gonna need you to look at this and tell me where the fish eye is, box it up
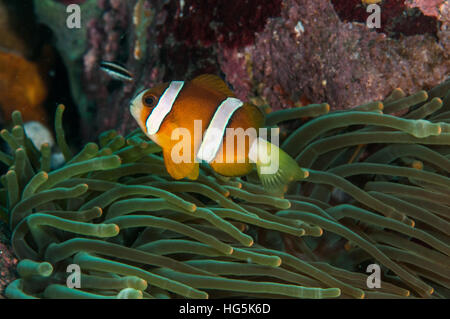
[143,94,158,108]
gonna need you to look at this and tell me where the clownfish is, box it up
[129,74,307,192]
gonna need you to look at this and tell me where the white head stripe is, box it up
[146,81,184,135]
[197,97,243,163]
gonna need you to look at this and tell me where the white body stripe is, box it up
[197,97,243,163]
[146,81,184,135]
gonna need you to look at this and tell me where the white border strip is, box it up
[197,97,243,163]
[146,81,184,135]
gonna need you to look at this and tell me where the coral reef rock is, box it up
[35,0,449,139]
[221,0,449,110]
[1,80,450,299]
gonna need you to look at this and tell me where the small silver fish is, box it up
[100,61,134,82]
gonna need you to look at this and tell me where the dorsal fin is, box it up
[191,74,235,97]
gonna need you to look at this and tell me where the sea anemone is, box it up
[1,79,449,299]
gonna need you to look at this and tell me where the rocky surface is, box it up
[29,0,447,137]
[0,222,17,299]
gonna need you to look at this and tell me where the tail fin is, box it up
[249,138,309,194]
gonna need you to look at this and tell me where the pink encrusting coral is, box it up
[220,0,449,110]
[83,0,140,139]
[404,0,450,54]
[0,223,17,298]
[331,0,439,37]
[158,0,283,49]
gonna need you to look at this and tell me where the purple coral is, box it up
[83,0,138,139]
[331,0,439,37]
[220,0,449,110]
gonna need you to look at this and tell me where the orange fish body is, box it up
[130,74,304,192]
